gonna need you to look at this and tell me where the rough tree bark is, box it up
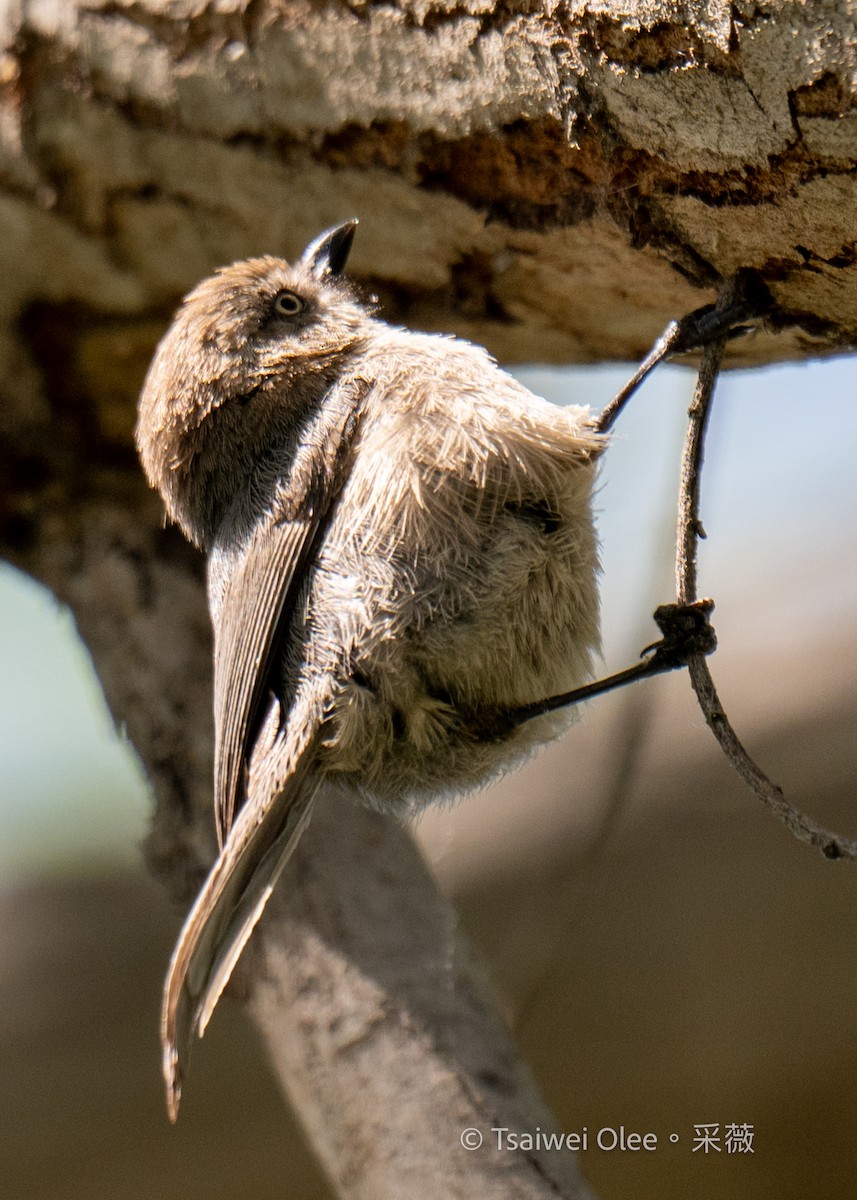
[1,2,854,1197]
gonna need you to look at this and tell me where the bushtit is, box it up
[137,220,603,1120]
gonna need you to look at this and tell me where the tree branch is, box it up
[247,791,595,1199]
[676,280,857,861]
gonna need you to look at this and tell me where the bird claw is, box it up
[642,599,717,669]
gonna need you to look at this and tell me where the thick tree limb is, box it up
[0,0,855,392]
[249,792,595,1199]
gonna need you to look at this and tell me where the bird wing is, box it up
[213,376,368,845]
[162,376,369,1121]
[162,703,320,1122]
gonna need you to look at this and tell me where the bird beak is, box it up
[302,220,359,279]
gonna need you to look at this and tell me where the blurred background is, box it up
[1,355,855,1199]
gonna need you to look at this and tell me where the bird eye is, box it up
[272,290,306,317]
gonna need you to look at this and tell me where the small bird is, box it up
[137,220,604,1119]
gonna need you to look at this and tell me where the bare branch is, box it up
[246,790,596,1200]
[676,280,857,861]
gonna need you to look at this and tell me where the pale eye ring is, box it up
[272,289,306,317]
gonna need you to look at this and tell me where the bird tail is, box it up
[161,720,320,1122]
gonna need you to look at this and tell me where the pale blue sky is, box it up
[1,355,854,882]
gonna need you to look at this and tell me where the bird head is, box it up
[137,220,369,546]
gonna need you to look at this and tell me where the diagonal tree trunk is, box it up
[1,2,854,1196]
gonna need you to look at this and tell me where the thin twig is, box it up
[676,279,857,861]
